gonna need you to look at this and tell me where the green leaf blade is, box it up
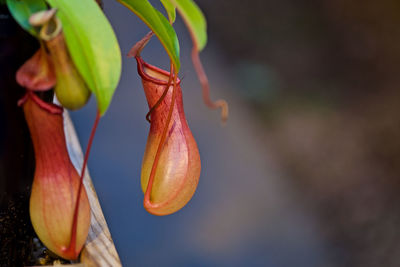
[117,0,180,71]
[170,0,207,51]
[46,0,122,115]
[6,0,47,36]
[160,0,176,23]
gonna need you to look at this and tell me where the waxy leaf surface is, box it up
[166,0,207,51]
[47,0,121,115]
[160,0,176,23]
[117,0,180,71]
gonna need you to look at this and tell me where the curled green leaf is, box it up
[168,0,207,51]
[117,0,180,71]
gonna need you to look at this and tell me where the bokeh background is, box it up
[70,0,400,266]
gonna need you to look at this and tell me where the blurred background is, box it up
[70,0,400,266]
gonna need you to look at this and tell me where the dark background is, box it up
[69,0,400,266]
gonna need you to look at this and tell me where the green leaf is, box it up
[6,0,47,36]
[169,0,207,51]
[116,0,180,71]
[46,0,121,116]
[160,0,176,23]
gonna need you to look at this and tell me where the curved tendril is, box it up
[146,63,174,123]
[66,109,101,257]
[144,69,178,209]
[191,47,229,123]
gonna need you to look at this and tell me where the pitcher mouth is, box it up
[135,56,181,86]
[18,91,63,115]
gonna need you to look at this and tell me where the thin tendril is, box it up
[66,109,101,257]
[146,63,174,123]
[191,47,229,123]
[144,69,178,209]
